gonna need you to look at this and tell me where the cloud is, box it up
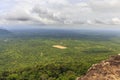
[87,0,120,25]
[0,0,93,25]
[94,19,106,24]
[0,0,120,25]
[89,0,120,12]
[111,18,120,24]
[32,6,66,24]
[94,18,120,25]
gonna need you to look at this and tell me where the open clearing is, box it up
[52,45,67,49]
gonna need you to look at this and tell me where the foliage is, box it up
[0,37,119,80]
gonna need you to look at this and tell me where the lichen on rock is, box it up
[78,54,120,80]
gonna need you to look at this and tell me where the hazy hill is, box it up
[12,29,118,40]
[0,29,11,34]
[0,29,12,37]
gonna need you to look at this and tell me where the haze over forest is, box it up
[0,0,120,80]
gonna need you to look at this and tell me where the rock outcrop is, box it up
[78,54,120,80]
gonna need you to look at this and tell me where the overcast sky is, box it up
[0,0,120,26]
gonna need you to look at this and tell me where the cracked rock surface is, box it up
[78,55,120,80]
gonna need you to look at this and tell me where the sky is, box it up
[0,0,120,27]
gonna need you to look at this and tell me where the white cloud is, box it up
[0,0,93,25]
[111,18,120,24]
[0,0,120,25]
[87,0,120,25]
[89,0,120,12]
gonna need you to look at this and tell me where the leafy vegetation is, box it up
[0,29,119,80]
[0,37,119,80]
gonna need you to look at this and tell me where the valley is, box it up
[0,29,119,80]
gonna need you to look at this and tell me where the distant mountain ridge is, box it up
[0,29,11,34]
[0,29,12,37]
[12,29,117,40]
